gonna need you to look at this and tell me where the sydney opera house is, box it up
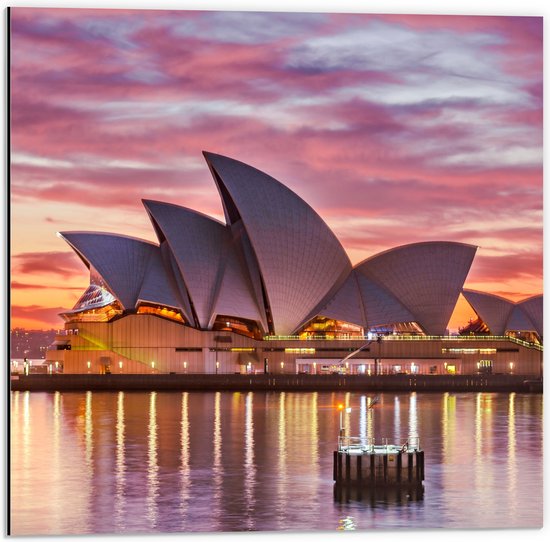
[46,152,543,376]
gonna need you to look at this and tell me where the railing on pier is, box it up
[263,334,542,351]
[337,435,421,454]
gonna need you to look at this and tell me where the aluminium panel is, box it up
[204,152,352,335]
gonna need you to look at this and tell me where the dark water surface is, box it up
[10,390,543,535]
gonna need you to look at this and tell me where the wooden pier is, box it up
[333,436,424,488]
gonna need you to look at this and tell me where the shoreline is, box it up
[9,373,543,393]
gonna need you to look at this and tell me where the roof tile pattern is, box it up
[462,289,515,335]
[59,153,540,340]
[357,242,477,335]
[137,245,184,312]
[318,271,366,328]
[204,152,352,335]
[210,235,266,327]
[506,305,535,332]
[518,295,543,337]
[143,200,228,328]
[355,272,416,328]
[59,232,156,310]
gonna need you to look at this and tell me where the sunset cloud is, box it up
[9,8,542,329]
[13,251,84,278]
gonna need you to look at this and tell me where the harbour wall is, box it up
[10,373,543,393]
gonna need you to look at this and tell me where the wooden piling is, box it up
[333,447,424,488]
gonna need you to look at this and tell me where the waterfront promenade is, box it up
[10,373,543,393]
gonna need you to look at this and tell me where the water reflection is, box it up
[393,396,401,443]
[146,391,159,528]
[10,391,543,535]
[114,391,126,530]
[179,392,190,529]
[337,515,356,530]
[507,393,517,523]
[310,392,320,479]
[21,392,31,492]
[51,392,62,531]
[243,392,256,530]
[84,391,93,472]
[212,391,223,530]
[359,395,367,442]
[474,393,483,499]
[366,395,374,440]
[408,392,417,444]
[334,484,425,505]
[276,391,287,528]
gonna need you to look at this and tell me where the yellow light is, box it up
[119,361,123,369]
[87,361,91,369]
[338,403,344,410]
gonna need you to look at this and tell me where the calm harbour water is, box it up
[10,390,543,535]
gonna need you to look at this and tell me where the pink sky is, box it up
[9,8,543,330]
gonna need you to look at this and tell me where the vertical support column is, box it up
[397,452,402,484]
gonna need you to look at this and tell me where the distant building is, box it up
[11,328,57,360]
[46,153,543,376]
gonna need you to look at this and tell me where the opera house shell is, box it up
[46,152,543,376]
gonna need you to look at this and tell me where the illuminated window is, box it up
[136,303,184,323]
[442,348,496,354]
[284,348,316,354]
[478,359,493,374]
[369,322,424,336]
[212,315,262,339]
[298,316,363,339]
[62,301,123,323]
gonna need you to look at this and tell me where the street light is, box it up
[337,404,352,437]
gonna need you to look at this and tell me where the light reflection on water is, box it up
[114,391,125,530]
[10,390,543,535]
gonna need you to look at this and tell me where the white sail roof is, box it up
[356,272,416,329]
[357,242,477,335]
[137,245,185,313]
[59,232,156,310]
[518,295,543,337]
[204,151,351,335]
[506,305,535,333]
[143,200,229,329]
[316,271,367,328]
[462,289,514,335]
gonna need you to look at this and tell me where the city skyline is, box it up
[10,8,542,330]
